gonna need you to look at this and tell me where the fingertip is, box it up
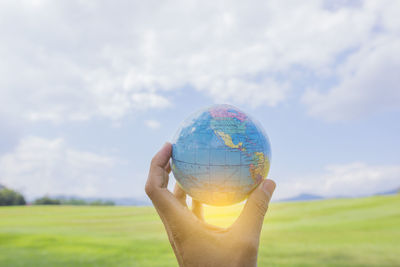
[262,179,276,196]
[268,178,276,187]
[164,141,172,148]
[151,142,172,168]
[162,142,172,155]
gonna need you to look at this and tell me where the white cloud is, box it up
[202,78,290,107]
[0,0,399,122]
[145,119,161,129]
[302,36,400,121]
[0,136,117,199]
[132,93,171,110]
[276,162,400,199]
[302,1,400,121]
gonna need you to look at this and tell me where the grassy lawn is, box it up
[0,195,399,266]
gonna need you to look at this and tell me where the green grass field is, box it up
[0,195,399,266]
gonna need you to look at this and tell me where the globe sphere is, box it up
[171,104,271,206]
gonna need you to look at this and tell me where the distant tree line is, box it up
[33,196,115,206]
[0,186,26,206]
[0,184,114,206]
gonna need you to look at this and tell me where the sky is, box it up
[0,0,399,202]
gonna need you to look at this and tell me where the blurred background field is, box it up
[1,195,399,267]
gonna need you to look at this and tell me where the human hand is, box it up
[145,142,276,267]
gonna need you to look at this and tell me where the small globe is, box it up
[171,104,271,206]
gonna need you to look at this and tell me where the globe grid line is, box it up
[172,159,262,167]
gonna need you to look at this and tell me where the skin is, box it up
[145,142,276,267]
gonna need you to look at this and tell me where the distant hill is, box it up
[376,188,399,196]
[280,193,325,202]
[279,187,399,202]
[0,184,5,190]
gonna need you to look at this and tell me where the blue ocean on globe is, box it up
[171,104,271,206]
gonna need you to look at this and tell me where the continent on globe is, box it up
[215,131,244,150]
[171,104,271,206]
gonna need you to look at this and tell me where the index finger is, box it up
[145,143,172,193]
[145,143,193,230]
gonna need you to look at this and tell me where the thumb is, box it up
[233,179,276,236]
